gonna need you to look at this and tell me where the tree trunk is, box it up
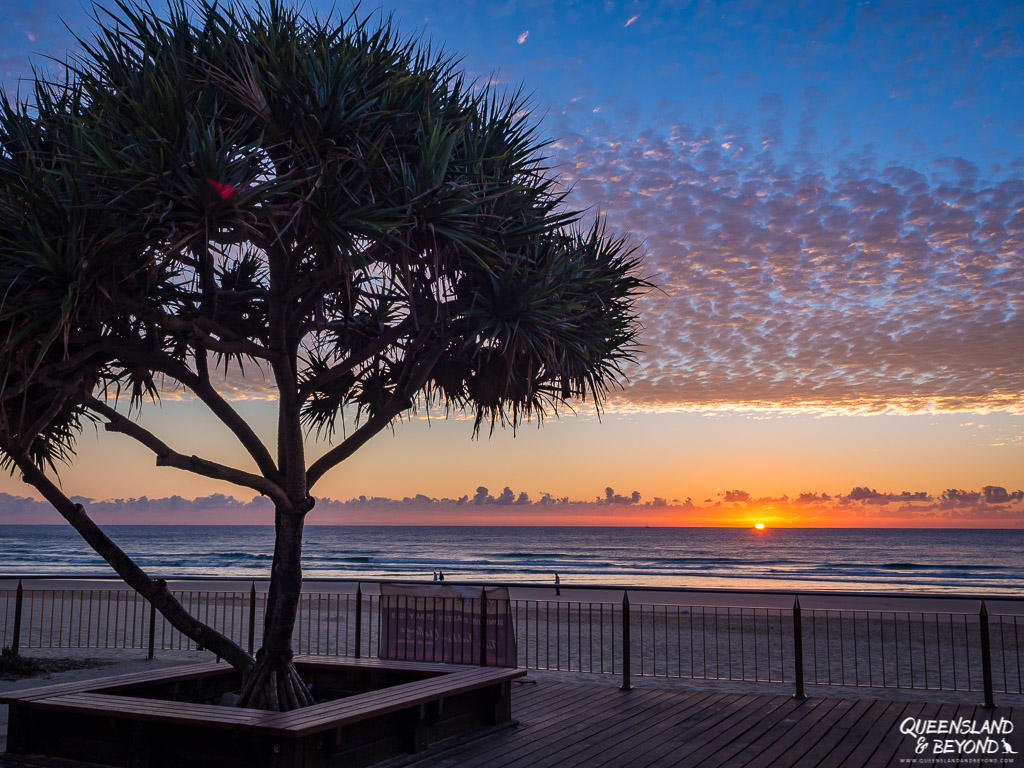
[238,507,314,710]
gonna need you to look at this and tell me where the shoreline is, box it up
[4,575,1024,601]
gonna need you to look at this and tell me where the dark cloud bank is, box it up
[1,484,1021,525]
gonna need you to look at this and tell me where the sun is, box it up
[754,523,766,530]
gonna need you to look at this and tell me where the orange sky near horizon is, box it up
[1,399,1021,528]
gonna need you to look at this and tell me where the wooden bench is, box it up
[0,661,227,704]
[259,665,523,736]
[26,691,273,728]
[3,657,525,768]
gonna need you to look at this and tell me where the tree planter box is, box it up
[1,657,524,767]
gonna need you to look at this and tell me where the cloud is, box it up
[4,483,1021,527]
[722,490,751,502]
[841,488,931,506]
[625,15,639,28]
[550,110,1024,415]
[517,30,529,45]
[794,492,831,505]
[0,492,273,525]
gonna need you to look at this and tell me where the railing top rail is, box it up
[1,573,1021,604]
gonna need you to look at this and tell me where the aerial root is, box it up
[238,653,314,711]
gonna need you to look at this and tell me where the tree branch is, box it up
[83,395,292,510]
[132,306,272,360]
[298,317,416,400]
[111,344,281,482]
[0,431,253,673]
[307,340,447,489]
[218,288,270,302]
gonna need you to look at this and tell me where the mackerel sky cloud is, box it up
[552,115,1024,413]
[512,0,1024,416]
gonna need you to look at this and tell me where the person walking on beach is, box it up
[432,571,438,582]
[555,573,561,595]
[438,570,445,582]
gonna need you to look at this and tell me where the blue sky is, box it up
[1,0,1022,524]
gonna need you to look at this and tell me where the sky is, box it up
[1,0,1022,527]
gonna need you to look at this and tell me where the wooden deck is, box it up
[408,681,1024,768]
[2,679,1021,767]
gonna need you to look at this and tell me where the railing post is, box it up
[620,591,632,691]
[11,579,24,655]
[147,600,156,660]
[354,584,363,658]
[247,582,257,655]
[792,595,806,699]
[979,600,995,708]
[480,587,488,667]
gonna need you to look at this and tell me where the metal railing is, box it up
[2,576,1021,705]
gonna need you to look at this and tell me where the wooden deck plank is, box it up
[424,685,632,768]
[523,690,738,768]
[581,690,737,768]
[504,677,602,713]
[860,699,929,768]
[399,682,1024,768]
[482,688,700,768]
[561,692,729,768]
[259,668,524,735]
[835,699,915,768]
[513,690,708,768]
[294,655,503,677]
[907,701,969,768]
[951,704,983,768]
[788,697,879,768]
[629,693,775,768]
[460,688,684,768]
[761,698,864,768]
[29,692,272,728]
[787,697,888,768]
[640,694,796,768]
[503,690,690,768]
[630,696,782,765]
[0,662,227,703]
[405,684,634,768]
[516,680,625,720]
[947,702,1018,768]
[711,696,850,768]
[510,682,625,725]
[585,692,729,768]
[817,699,905,767]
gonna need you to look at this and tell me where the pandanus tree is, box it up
[0,0,646,710]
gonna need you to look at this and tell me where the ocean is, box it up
[0,525,1021,595]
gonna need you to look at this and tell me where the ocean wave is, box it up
[880,562,1002,571]
[651,557,798,567]
[494,552,571,559]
